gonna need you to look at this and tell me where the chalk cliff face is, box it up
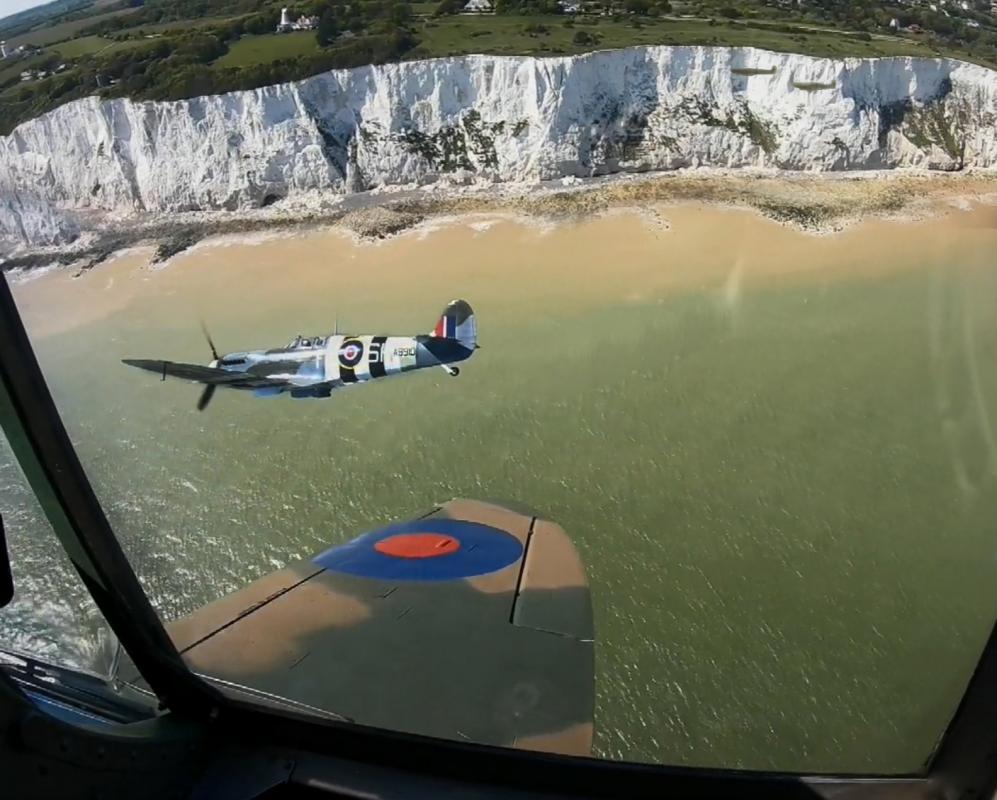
[2,45,996,248]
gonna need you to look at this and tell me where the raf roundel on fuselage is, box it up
[122,299,479,410]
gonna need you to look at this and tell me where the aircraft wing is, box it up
[121,359,289,390]
[122,500,595,755]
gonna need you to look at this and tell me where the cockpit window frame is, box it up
[1,271,996,799]
[0,274,221,719]
[286,336,327,350]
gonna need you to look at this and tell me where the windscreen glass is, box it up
[0,428,117,678]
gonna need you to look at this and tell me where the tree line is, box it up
[0,18,417,134]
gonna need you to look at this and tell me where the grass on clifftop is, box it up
[212,15,946,69]
[48,35,152,59]
[208,15,953,77]
[408,15,941,61]
[215,31,322,68]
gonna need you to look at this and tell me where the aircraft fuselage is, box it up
[213,334,473,398]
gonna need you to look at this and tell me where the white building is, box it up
[276,8,320,32]
[462,0,493,12]
[889,16,899,28]
[558,0,581,11]
[0,41,6,59]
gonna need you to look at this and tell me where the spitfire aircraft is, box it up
[123,299,478,410]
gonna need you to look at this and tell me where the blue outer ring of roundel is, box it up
[338,339,364,368]
[312,518,524,581]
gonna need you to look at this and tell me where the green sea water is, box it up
[3,208,997,773]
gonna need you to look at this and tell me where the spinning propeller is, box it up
[197,321,220,411]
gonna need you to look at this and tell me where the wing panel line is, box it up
[507,516,537,625]
[177,566,325,654]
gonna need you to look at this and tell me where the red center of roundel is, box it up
[374,533,461,559]
[343,345,359,359]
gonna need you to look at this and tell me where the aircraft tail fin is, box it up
[431,299,477,350]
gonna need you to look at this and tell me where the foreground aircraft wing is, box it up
[121,359,289,390]
[121,500,595,755]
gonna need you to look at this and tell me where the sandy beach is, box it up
[5,169,997,275]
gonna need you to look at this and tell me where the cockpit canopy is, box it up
[286,335,329,350]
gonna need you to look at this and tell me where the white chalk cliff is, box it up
[2,45,996,248]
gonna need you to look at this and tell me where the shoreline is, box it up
[3,168,997,275]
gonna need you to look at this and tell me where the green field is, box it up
[215,31,321,68]
[47,34,130,59]
[5,7,139,48]
[410,14,941,61]
[116,14,250,36]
